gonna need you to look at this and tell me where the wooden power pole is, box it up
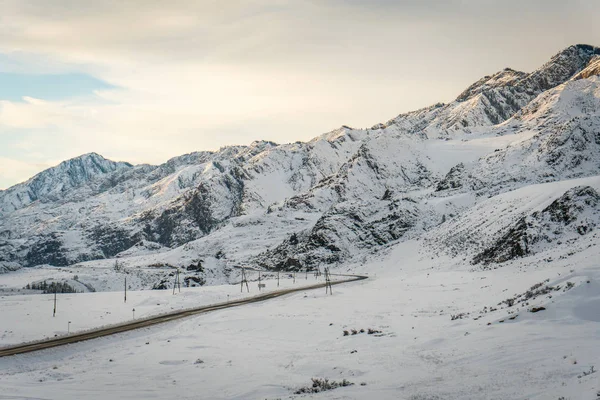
[124,276,127,303]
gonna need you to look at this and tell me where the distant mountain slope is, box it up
[435,75,600,196]
[0,153,132,215]
[381,44,600,136]
[2,44,600,290]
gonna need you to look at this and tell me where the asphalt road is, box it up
[0,273,367,358]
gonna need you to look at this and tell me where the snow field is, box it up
[1,236,599,399]
[0,273,331,346]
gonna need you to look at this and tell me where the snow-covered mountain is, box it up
[0,152,133,215]
[2,44,600,290]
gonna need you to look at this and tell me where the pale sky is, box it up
[1,0,599,189]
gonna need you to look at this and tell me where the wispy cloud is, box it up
[0,72,115,101]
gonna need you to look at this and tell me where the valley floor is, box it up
[1,239,599,399]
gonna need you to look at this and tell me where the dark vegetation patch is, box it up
[294,378,354,394]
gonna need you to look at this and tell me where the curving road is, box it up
[0,273,367,358]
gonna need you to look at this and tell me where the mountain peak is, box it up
[569,43,600,53]
[527,44,600,89]
[0,152,133,215]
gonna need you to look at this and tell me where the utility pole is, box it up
[240,267,249,293]
[172,269,181,295]
[293,271,296,284]
[305,268,308,280]
[53,288,57,317]
[124,276,127,303]
[277,270,280,287]
[324,267,333,295]
[258,271,262,291]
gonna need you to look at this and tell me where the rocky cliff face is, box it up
[2,44,600,288]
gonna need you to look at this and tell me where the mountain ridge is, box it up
[2,44,600,288]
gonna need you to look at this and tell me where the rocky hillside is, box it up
[1,44,600,288]
[473,185,600,265]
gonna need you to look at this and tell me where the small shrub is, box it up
[580,365,596,377]
[294,378,354,394]
[451,313,468,320]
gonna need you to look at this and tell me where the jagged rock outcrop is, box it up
[473,186,600,265]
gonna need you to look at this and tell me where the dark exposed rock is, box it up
[25,234,70,267]
[473,186,600,265]
[89,225,143,259]
[186,260,204,272]
[436,163,465,191]
[183,276,206,287]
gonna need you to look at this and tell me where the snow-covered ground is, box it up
[1,233,599,399]
[0,273,328,346]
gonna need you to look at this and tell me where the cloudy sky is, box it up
[0,0,599,189]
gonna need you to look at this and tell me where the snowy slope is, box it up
[2,225,600,399]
